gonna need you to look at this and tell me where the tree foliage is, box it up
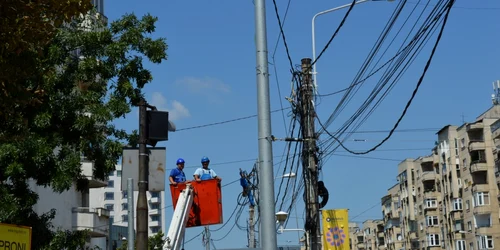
[0,6,168,249]
[0,0,94,118]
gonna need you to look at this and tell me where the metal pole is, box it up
[128,178,135,250]
[137,99,149,250]
[300,58,321,250]
[254,0,277,249]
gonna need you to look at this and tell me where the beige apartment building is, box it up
[381,184,403,250]
[378,104,500,250]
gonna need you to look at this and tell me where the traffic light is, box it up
[146,110,169,146]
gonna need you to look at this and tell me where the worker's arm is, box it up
[193,175,201,182]
[169,176,176,185]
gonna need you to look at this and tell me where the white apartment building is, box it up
[89,164,167,236]
[30,160,110,249]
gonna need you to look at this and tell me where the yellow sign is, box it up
[322,209,349,250]
[0,223,32,250]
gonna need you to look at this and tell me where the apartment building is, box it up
[89,164,167,236]
[382,184,403,250]
[396,159,419,249]
[377,103,500,250]
[30,159,110,249]
[350,223,366,250]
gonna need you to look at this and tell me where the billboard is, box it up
[322,209,349,250]
[0,223,32,250]
[121,147,166,191]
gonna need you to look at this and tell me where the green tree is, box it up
[0,0,94,119]
[0,8,167,250]
[42,230,101,250]
[117,231,166,250]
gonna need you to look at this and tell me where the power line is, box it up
[317,0,454,156]
[175,107,291,131]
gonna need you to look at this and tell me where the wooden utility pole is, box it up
[299,58,321,250]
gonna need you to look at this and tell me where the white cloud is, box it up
[176,76,231,94]
[150,92,190,121]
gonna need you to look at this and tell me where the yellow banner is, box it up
[0,223,32,250]
[322,209,349,250]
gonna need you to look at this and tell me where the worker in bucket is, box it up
[169,158,188,185]
[193,156,222,182]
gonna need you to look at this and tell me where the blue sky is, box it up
[105,0,500,248]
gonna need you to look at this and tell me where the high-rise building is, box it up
[89,164,167,236]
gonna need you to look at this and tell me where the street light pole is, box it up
[311,0,392,88]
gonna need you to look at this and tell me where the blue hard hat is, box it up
[176,158,185,164]
[201,156,210,163]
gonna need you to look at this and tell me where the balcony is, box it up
[378,231,385,237]
[149,197,160,204]
[72,207,110,237]
[421,172,437,182]
[492,119,500,139]
[473,206,492,215]
[467,122,484,131]
[149,208,160,215]
[150,220,160,227]
[81,162,107,188]
[476,227,492,235]
[472,184,490,193]
[469,141,486,151]
[423,191,438,199]
[470,162,488,173]
[357,243,365,249]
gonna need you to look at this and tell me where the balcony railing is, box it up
[72,207,110,237]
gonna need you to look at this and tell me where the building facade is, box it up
[375,104,500,250]
[89,164,167,236]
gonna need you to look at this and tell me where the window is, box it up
[454,138,459,156]
[105,192,114,200]
[122,203,128,210]
[426,216,439,226]
[428,234,440,247]
[466,200,470,210]
[453,198,463,210]
[151,227,160,233]
[474,192,490,206]
[470,242,474,250]
[104,204,114,211]
[110,216,114,224]
[122,215,128,222]
[151,203,160,209]
[109,171,114,176]
[468,221,472,231]
[151,192,160,198]
[151,215,160,222]
[461,138,465,150]
[107,180,114,188]
[456,240,466,250]
[478,235,494,249]
[122,191,128,199]
[425,199,437,208]
[117,170,122,177]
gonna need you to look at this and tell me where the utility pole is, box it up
[300,58,321,250]
[254,0,277,250]
[248,206,256,248]
[137,99,149,250]
[204,226,211,250]
[127,178,135,250]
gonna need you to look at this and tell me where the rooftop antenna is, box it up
[492,80,500,105]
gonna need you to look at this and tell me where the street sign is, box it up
[0,223,32,250]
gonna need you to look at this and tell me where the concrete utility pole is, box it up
[137,99,149,250]
[204,226,211,250]
[300,58,321,250]
[248,206,256,248]
[127,178,135,250]
[254,0,278,249]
